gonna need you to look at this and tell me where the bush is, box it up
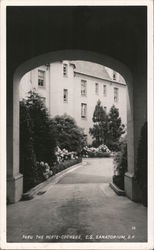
[20,91,57,192]
[97,152,111,157]
[20,101,37,192]
[82,144,111,158]
[89,151,110,158]
[52,157,82,175]
[107,141,121,152]
[51,114,87,154]
[55,146,78,163]
[135,122,147,206]
[33,161,53,185]
[26,91,57,166]
[112,141,127,190]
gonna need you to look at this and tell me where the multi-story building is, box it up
[20,61,127,143]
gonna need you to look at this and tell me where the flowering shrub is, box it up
[82,144,111,158]
[23,147,81,192]
[52,157,82,174]
[55,146,78,163]
[97,144,111,153]
[33,161,53,184]
[51,146,81,174]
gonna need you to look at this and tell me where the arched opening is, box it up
[8,49,135,203]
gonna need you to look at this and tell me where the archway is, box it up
[8,49,135,203]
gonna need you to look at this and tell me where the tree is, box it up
[20,91,58,191]
[51,114,86,153]
[89,100,108,146]
[20,100,36,192]
[25,91,57,165]
[89,102,125,149]
[107,105,125,146]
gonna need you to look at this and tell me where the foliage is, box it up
[82,144,111,158]
[112,140,128,190]
[55,146,78,163]
[135,122,147,206]
[89,101,125,150]
[52,158,82,175]
[25,91,57,165]
[89,100,108,146]
[20,92,87,192]
[108,105,125,144]
[20,91,57,191]
[51,114,87,153]
[20,100,36,192]
[33,161,53,185]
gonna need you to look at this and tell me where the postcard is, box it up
[0,0,153,249]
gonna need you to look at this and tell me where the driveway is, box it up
[7,158,147,242]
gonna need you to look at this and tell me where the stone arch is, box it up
[8,49,134,203]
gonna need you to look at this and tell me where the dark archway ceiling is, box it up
[7,6,147,75]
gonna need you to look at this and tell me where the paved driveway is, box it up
[7,158,147,243]
[58,158,113,184]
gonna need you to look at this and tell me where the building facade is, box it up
[20,60,127,144]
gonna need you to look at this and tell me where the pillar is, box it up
[125,70,147,201]
[7,73,23,203]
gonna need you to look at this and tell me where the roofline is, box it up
[74,70,126,86]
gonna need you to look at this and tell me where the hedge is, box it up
[52,157,82,175]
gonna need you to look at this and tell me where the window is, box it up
[113,71,116,80]
[38,70,45,87]
[81,103,87,118]
[81,80,87,96]
[95,83,99,95]
[114,87,119,102]
[103,85,107,96]
[63,89,68,102]
[63,63,68,77]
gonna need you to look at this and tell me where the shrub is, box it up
[107,141,121,152]
[82,144,111,158]
[20,91,57,191]
[112,141,127,190]
[20,101,37,192]
[51,114,87,153]
[135,122,147,206]
[55,146,78,163]
[98,152,111,157]
[26,91,57,166]
[52,157,82,175]
[85,151,110,158]
[33,161,53,185]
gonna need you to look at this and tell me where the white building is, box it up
[20,61,127,143]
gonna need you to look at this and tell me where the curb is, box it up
[22,160,86,201]
[109,181,125,196]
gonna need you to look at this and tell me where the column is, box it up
[7,73,23,203]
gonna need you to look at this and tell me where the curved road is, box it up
[7,158,147,243]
